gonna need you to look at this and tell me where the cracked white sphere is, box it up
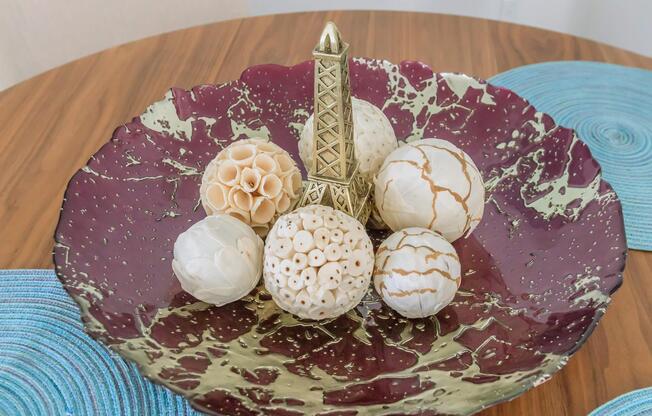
[263,205,374,320]
[172,215,264,306]
[374,138,485,242]
[299,97,397,180]
[374,228,461,318]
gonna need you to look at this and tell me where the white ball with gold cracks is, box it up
[374,227,461,318]
[374,138,485,242]
[263,205,374,320]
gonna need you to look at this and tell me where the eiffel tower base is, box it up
[298,167,372,225]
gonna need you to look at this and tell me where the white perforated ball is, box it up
[263,205,374,320]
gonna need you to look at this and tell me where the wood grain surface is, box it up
[0,10,650,415]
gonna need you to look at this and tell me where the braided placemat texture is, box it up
[490,61,652,251]
[589,387,652,416]
[0,270,199,415]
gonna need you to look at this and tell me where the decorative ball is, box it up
[200,138,303,237]
[299,97,397,180]
[263,205,374,320]
[374,138,485,242]
[172,215,264,306]
[374,227,461,319]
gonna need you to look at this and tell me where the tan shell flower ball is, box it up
[200,138,303,237]
[299,97,398,180]
[172,215,264,306]
[374,227,461,319]
[374,138,485,242]
[263,205,374,320]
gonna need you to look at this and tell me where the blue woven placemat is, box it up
[589,387,652,416]
[0,270,199,416]
[490,61,652,251]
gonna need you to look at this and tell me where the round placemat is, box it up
[0,270,198,416]
[589,387,652,416]
[490,61,652,251]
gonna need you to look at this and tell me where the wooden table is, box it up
[1,10,650,415]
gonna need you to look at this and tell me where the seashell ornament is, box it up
[263,205,374,320]
[374,138,485,242]
[299,97,397,180]
[200,138,303,237]
[172,215,264,306]
[374,227,461,319]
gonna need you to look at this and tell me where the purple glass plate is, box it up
[54,58,626,415]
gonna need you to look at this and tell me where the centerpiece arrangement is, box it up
[54,21,626,415]
[173,22,485,323]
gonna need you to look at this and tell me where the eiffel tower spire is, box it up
[298,22,372,224]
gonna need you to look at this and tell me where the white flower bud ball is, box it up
[374,228,461,318]
[264,205,374,320]
[299,97,397,180]
[172,215,263,305]
[374,138,485,242]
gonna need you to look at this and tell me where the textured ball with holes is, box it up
[263,204,375,320]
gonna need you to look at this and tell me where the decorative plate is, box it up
[54,58,626,415]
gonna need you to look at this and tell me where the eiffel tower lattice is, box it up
[298,21,372,224]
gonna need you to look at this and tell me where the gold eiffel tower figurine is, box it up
[298,22,373,224]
